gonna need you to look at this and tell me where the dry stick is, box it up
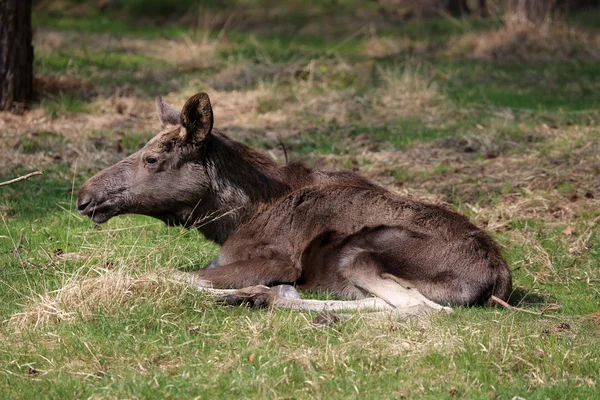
[276,134,289,165]
[490,295,563,320]
[0,171,44,187]
[11,232,23,259]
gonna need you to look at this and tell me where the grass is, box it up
[2,1,600,398]
[32,13,189,39]
[276,120,457,157]
[40,94,90,118]
[441,60,600,112]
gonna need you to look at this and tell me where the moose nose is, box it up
[77,193,92,214]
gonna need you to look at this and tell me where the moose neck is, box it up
[195,132,301,245]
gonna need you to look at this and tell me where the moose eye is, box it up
[145,157,158,165]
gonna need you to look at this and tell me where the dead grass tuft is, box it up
[371,64,444,122]
[286,62,446,133]
[125,34,221,70]
[202,60,446,138]
[34,74,95,97]
[451,12,600,62]
[0,94,160,171]
[362,35,430,58]
[10,269,186,330]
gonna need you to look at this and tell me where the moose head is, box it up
[77,93,216,226]
[77,92,295,244]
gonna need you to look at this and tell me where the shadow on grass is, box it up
[508,286,558,308]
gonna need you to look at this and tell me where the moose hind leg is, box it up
[341,251,453,314]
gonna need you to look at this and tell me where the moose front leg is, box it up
[172,271,302,302]
[183,258,302,289]
[173,272,447,321]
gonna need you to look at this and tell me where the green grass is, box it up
[279,120,457,156]
[441,60,600,112]
[33,13,188,39]
[40,94,89,118]
[3,2,600,398]
[39,49,162,72]
[34,45,179,98]
[15,131,66,153]
[570,8,600,29]
[222,30,364,64]
[379,15,503,45]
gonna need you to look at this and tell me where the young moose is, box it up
[78,92,512,317]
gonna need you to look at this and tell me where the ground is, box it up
[1,2,600,398]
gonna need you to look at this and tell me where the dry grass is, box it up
[370,64,444,122]
[125,34,220,70]
[362,35,431,58]
[9,268,186,330]
[451,10,600,62]
[35,74,95,98]
[0,92,164,171]
[287,62,445,127]
[175,60,446,139]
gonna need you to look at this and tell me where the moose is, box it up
[77,92,512,318]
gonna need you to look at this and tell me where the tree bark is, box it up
[447,0,471,17]
[479,0,489,17]
[0,0,33,112]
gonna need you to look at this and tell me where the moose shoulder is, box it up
[78,92,512,315]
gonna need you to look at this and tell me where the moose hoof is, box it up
[426,302,453,314]
[441,305,453,314]
[417,303,453,316]
[222,285,278,308]
[220,294,247,306]
[220,285,299,308]
[418,297,454,314]
[272,284,301,299]
[312,311,342,326]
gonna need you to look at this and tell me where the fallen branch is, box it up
[0,171,44,187]
[490,295,562,320]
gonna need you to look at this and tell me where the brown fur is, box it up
[78,92,512,307]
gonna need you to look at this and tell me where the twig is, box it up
[11,232,23,259]
[490,295,563,320]
[276,134,289,165]
[0,171,44,187]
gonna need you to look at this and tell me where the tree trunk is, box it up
[0,0,33,112]
[447,0,471,17]
[479,0,489,16]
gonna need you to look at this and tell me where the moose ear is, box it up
[155,96,181,127]
[180,92,214,141]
